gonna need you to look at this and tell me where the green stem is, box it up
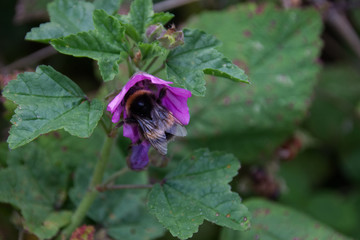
[144,56,159,72]
[99,117,110,135]
[151,63,165,75]
[102,167,129,186]
[60,136,114,238]
[127,57,135,76]
[127,56,140,76]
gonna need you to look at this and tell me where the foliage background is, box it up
[1,0,360,239]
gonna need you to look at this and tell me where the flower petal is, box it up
[162,86,192,125]
[122,111,141,143]
[111,105,123,123]
[123,123,140,144]
[128,142,151,170]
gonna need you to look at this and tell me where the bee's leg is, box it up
[128,139,143,154]
[109,121,124,137]
[115,118,136,128]
[123,118,143,145]
[160,155,169,167]
[115,121,124,128]
[151,154,169,168]
[131,139,143,146]
[109,118,137,137]
[157,88,167,103]
[123,118,137,124]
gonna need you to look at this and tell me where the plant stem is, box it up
[312,0,360,59]
[99,117,110,135]
[60,136,114,238]
[18,229,24,240]
[151,63,165,75]
[127,57,135,76]
[144,56,159,72]
[102,167,129,186]
[0,46,57,74]
[153,0,199,12]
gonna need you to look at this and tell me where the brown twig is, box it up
[1,46,57,74]
[153,0,199,12]
[281,0,302,9]
[312,0,360,59]
[326,9,360,59]
[18,228,24,240]
[102,167,129,186]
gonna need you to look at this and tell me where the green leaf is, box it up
[148,12,174,26]
[342,149,360,184]
[106,210,165,240]
[70,136,165,240]
[148,149,250,240]
[182,3,322,162]
[3,65,103,149]
[115,14,142,42]
[51,9,127,81]
[166,28,248,96]
[34,128,105,169]
[220,199,353,240]
[93,0,122,14]
[305,192,359,235]
[129,0,154,37]
[0,128,123,238]
[25,211,72,239]
[278,151,331,208]
[139,42,166,61]
[26,0,95,42]
[0,167,72,239]
[0,141,73,239]
[304,65,360,145]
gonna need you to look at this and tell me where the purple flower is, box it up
[107,72,191,170]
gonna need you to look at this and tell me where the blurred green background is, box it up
[1,0,360,239]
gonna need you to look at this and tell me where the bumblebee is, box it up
[122,87,187,155]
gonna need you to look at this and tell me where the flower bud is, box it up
[146,24,166,42]
[158,29,184,49]
[146,24,184,50]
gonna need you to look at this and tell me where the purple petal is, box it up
[123,123,140,144]
[128,142,151,170]
[111,105,123,123]
[162,86,192,125]
[107,72,173,122]
[122,111,141,143]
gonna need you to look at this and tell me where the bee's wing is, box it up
[148,135,167,155]
[136,117,168,155]
[166,121,187,137]
[151,104,187,137]
[136,103,187,155]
